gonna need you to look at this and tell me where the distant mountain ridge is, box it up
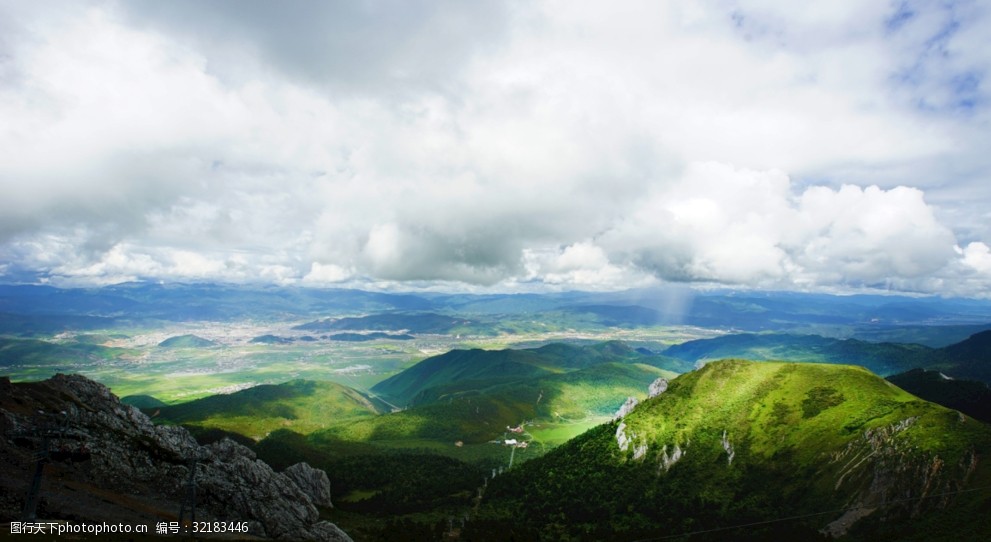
[662,333,935,375]
[3,283,991,336]
[940,330,991,382]
[662,330,991,383]
[158,334,216,348]
[887,368,991,424]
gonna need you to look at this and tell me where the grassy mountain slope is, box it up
[0,336,136,367]
[325,362,675,447]
[120,394,167,408]
[471,360,991,541]
[370,347,553,406]
[371,341,681,406]
[152,379,382,440]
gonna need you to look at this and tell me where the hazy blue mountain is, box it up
[3,283,991,335]
[0,283,437,325]
[850,324,991,347]
[250,334,294,344]
[157,334,216,348]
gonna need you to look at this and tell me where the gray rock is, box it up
[647,377,668,399]
[0,374,353,542]
[613,396,639,420]
[311,521,354,542]
[198,438,323,540]
[720,429,735,465]
[284,462,333,508]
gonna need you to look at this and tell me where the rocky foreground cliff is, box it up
[0,374,352,541]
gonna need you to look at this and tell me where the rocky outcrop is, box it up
[658,443,685,472]
[615,421,649,460]
[647,378,668,399]
[613,396,639,420]
[823,416,978,538]
[284,461,333,508]
[0,374,352,542]
[616,421,632,451]
[720,430,735,465]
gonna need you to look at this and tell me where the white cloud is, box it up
[792,185,956,283]
[1,1,990,297]
[600,162,959,289]
[522,243,655,290]
[302,263,354,285]
[960,242,991,274]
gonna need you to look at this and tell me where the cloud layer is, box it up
[1,0,990,296]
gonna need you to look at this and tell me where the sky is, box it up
[1,0,990,297]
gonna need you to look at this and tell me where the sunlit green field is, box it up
[527,416,611,448]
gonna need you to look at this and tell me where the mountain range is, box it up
[3,283,991,337]
[3,284,991,540]
[662,330,991,383]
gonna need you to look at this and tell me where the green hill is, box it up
[370,347,554,406]
[0,337,136,368]
[152,379,382,440]
[471,360,991,541]
[326,362,675,447]
[120,394,167,409]
[157,334,217,348]
[249,334,293,344]
[371,341,683,406]
[343,342,682,455]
